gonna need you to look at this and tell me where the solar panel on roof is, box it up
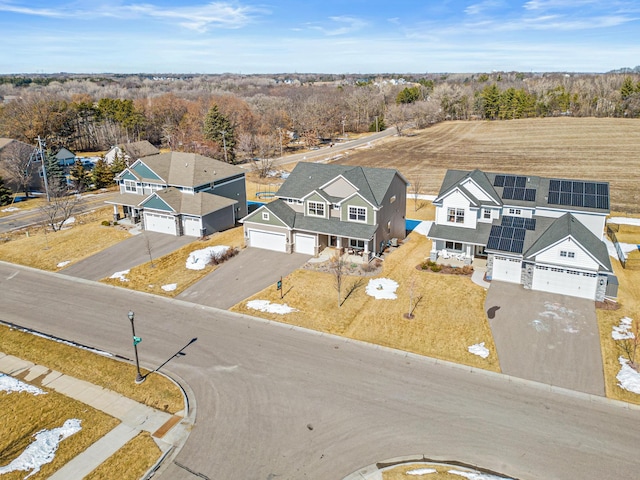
[513,217,524,228]
[515,176,527,188]
[561,181,572,192]
[494,175,505,187]
[596,196,609,209]
[511,239,525,253]
[597,183,608,195]
[499,237,512,251]
[584,194,597,208]
[524,218,536,230]
[513,188,525,200]
[502,187,514,199]
[572,193,583,207]
[487,236,500,250]
[504,176,515,187]
[573,181,584,193]
[524,189,537,202]
[584,182,596,194]
[549,179,561,192]
[514,228,526,240]
[501,216,513,227]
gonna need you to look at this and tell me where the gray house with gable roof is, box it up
[241,162,408,261]
[107,152,246,237]
[427,169,616,301]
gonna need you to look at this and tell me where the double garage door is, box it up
[532,266,598,300]
[248,229,287,252]
[144,212,177,235]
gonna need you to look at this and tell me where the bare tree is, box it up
[410,176,424,211]
[330,254,348,307]
[385,103,411,136]
[0,140,36,197]
[39,184,84,232]
[404,276,424,319]
[144,232,155,268]
[617,317,640,370]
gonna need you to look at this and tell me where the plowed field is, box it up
[337,117,640,213]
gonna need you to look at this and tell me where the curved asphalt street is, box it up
[2,261,640,480]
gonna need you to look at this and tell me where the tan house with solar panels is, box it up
[107,152,246,237]
[427,169,616,301]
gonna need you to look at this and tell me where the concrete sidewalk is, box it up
[0,352,191,479]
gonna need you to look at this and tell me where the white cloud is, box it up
[309,15,367,36]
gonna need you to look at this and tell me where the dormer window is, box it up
[447,208,464,223]
[307,201,325,217]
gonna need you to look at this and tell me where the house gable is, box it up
[243,205,289,228]
[321,175,358,198]
[460,177,498,204]
[120,171,137,181]
[140,194,175,213]
[528,237,601,271]
[131,161,163,182]
[341,194,375,225]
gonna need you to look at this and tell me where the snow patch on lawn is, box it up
[62,216,75,226]
[617,357,640,394]
[0,374,46,395]
[56,260,70,268]
[186,246,230,270]
[109,269,130,282]
[247,299,297,314]
[161,283,177,292]
[612,317,634,340]
[366,278,399,299]
[468,342,490,358]
[608,217,640,226]
[407,467,437,475]
[0,419,81,478]
[1,206,19,212]
[412,221,433,237]
[603,237,638,259]
[449,469,511,480]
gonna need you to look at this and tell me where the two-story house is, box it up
[241,162,408,261]
[427,169,616,301]
[107,152,247,237]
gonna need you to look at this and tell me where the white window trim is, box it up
[348,206,367,222]
[483,209,491,219]
[262,212,270,221]
[124,180,137,193]
[447,207,465,223]
[560,250,576,258]
[307,201,325,217]
[508,208,522,215]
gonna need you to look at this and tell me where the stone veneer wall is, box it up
[522,262,534,289]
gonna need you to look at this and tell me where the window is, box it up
[483,209,491,219]
[508,208,522,215]
[447,208,465,223]
[262,212,270,221]
[390,195,396,204]
[560,251,575,258]
[349,239,365,249]
[333,204,340,210]
[307,201,325,217]
[349,206,367,222]
[445,241,463,251]
[124,180,137,193]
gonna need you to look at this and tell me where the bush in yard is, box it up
[209,247,239,265]
[430,264,442,272]
[101,220,111,226]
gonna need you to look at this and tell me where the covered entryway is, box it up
[532,266,598,300]
[183,216,201,237]
[248,229,287,252]
[144,212,177,235]
[491,256,522,283]
[294,233,316,255]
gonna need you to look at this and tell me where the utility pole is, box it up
[34,136,51,202]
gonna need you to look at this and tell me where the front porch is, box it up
[308,246,373,265]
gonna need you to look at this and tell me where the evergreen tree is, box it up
[44,152,65,190]
[110,152,127,178]
[92,158,115,188]
[203,105,236,163]
[621,77,636,99]
[480,84,501,119]
[69,159,89,192]
[0,176,12,206]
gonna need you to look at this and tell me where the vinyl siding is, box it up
[533,238,600,270]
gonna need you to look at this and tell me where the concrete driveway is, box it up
[60,231,193,281]
[177,247,311,309]
[485,281,604,396]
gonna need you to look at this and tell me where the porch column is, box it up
[112,204,120,222]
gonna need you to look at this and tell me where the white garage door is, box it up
[492,256,522,283]
[144,212,177,235]
[532,266,598,300]
[294,233,316,255]
[183,216,201,237]
[248,229,286,252]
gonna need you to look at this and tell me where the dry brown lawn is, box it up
[100,226,245,297]
[0,386,119,480]
[382,463,481,479]
[232,229,499,372]
[0,324,183,414]
[338,118,640,213]
[0,207,130,271]
[84,432,160,480]
[0,196,48,217]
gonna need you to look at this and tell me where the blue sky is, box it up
[0,1,639,74]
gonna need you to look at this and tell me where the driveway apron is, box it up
[177,248,311,309]
[485,281,604,396]
[60,232,193,281]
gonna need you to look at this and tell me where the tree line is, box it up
[0,71,639,166]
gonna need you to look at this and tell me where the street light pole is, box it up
[127,310,146,384]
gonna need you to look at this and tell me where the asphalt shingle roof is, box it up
[137,152,244,187]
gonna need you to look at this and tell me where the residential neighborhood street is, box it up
[2,261,640,480]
